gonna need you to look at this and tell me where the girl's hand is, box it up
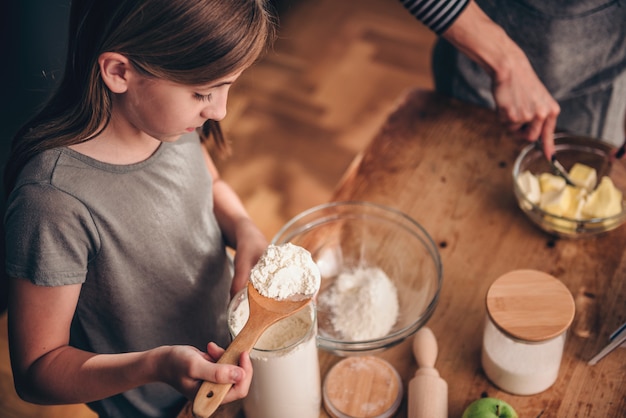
[155,342,252,402]
[200,143,268,296]
[230,219,268,297]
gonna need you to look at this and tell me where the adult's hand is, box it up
[441,0,560,157]
[491,47,560,158]
[610,141,626,161]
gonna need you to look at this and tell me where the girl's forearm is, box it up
[201,143,253,248]
[16,345,161,405]
[212,178,254,248]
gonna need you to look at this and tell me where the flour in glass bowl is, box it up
[318,266,399,341]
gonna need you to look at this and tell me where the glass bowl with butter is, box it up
[272,201,443,356]
[513,134,626,238]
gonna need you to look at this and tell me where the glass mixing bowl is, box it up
[512,134,626,238]
[271,201,443,356]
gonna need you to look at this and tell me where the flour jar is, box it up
[481,270,575,396]
[228,288,321,418]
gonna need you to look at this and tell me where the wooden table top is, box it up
[327,89,626,417]
[182,89,626,418]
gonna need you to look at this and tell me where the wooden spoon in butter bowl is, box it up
[191,281,313,418]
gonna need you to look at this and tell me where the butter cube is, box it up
[517,170,541,204]
[540,187,573,217]
[539,173,566,193]
[569,163,597,191]
[582,177,623,218]
[562,185,586,219]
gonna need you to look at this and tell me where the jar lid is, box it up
[486,269,575,342]
[323,356,402,418]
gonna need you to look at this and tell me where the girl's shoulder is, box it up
[12,132,203,198]
[15,148,65,188]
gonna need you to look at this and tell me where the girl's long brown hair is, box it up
[4,0,276,197]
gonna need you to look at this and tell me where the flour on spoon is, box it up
[249,243,321,300]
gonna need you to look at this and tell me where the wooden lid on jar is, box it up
[486,270,575,342]
[323,356,402,418]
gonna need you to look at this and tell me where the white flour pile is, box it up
[249,243,321,300]
[318,266,399,341]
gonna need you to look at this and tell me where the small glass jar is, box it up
[228,288,321,418]
[322,356,402,418]
[481,270,575,396]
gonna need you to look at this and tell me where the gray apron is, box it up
[433,0,626,146]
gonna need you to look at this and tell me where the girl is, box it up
[4,0,275,417]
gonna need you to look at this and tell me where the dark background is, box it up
[1,0,71,313]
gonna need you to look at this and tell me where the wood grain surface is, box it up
[179,89,626,418]
[327,89,626,418]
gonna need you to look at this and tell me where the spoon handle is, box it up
[192,321,264,418]
[534,138,576,186]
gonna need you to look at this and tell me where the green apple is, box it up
[461,397,518,418]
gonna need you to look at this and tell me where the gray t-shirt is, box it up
[5,132,232,417]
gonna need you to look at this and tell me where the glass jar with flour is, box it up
[481,269,575,395]
[228,288,321,418]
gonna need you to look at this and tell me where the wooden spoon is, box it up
[192,281,313,418]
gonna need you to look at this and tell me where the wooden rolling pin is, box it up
[408,327,448,418]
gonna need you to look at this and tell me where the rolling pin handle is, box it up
[408,327,448,418]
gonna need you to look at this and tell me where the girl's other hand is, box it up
[230,219,268,297]
[202,144,268,297]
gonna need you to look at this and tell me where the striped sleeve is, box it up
[399,0,470,35]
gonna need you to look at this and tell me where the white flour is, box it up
[249,243,321,300]
[319,266,399,341]
[481,318,565,395]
